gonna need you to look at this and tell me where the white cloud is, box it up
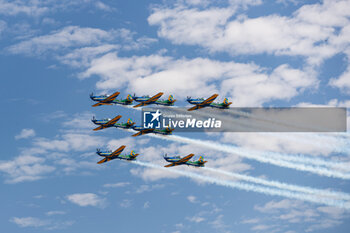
[95,1,114,12]
[8,26,156,59]
[33,133,105,152]
[0,0,114,17]
[15,128,36,140]
[253,199,347,231]
[61,112,95,129]
[0,0,49,16]
[148,0,350,65]
[10,216,73,230]
[103,182,130,188]
[10,217,49,228]
[329,49,350,93]
[0,155,55,183]
[134,184,164,193]
[187,195,197,203]
[120,199,132,208]
[221,132,341,156]
[80,53,316,106]
[143,201,150,209]
[66,193,106,208]
[0,20,6,35]
[8,26,118,56]
[187,216,205,223]
[45,211,66,216]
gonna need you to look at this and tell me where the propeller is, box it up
[96,148,100,153]
[90,92,94,97]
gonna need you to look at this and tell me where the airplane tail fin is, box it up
[198,156,207,164]
[126,94,133,102]
[165,126,174,133]
[127,118,135,126]
[168,95,176,103]
[130,150,139,158]
[223,98,232,107]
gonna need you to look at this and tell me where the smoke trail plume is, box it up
[133,161,350,210]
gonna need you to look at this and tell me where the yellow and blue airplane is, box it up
[92,115,135,131]
[133,92,176,108]
[131,125,174,137]
[187,94,232,111]
[163,153,207,167]
[90,91,133,107]
[96,145,139,164]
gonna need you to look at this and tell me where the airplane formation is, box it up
[90,91,232,167]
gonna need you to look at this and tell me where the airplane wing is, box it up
[106,115,122,125]
[187,105,206,111]
[133,92,164,108]
[131,129,154,137]
[102,91,120,102]
[92,91,120,107]
[177,153,195,163]
[97,157,111,164]
[201,94,219,105]
[93,115,122,131]
[92,102,113,107]
[110,145,126,157]
[187,94,218,111]
[164,163,180,167]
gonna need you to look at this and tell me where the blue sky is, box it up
[1,0,350,232]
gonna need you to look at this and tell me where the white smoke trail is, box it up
[122,106,350,178]
[147,134,350,179]
[204,167,350,201]
[133,161,350,210]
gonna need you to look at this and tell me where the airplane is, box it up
[132,92,176,107]
[96,145,139,164]
[90,92,133,107]
[131,125,174,137]
[187,94,232,111]
[90,91,120,107]
[92,115,135,131]
[163,153,207,167]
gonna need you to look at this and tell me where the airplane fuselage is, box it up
[112,99,133,105]
[92,119,133,129]
[187,98,205,105]
[115,123,132,129]
[92,119,111,125]
[164,156,205,167]
[187,98,229,109]
[154,100,175,106]
[90,95,108,102]
[133,96,150,102]
[96,152,136,160]
[132,126,172,136]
